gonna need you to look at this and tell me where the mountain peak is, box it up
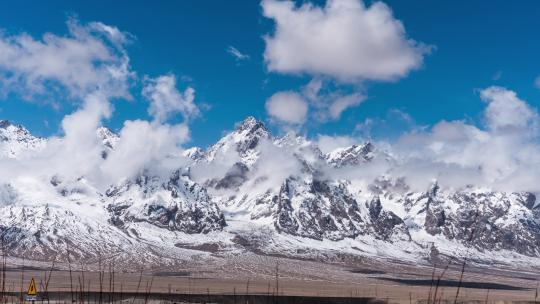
[235,116,267,134]
[0,120,11,129]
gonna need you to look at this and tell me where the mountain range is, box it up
[0,117,539,267]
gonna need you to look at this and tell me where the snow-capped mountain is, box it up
[0,117,539,266]
[0,120,46,158]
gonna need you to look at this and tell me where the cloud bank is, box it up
[303,86,540,194]
[366,86,540,192]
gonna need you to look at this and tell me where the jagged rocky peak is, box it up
[326,142,375,167]
[205,117,271,162]
[235,116,268,135]
[97,126,119,150]
[0,120,46,158]
[232,116,271,153]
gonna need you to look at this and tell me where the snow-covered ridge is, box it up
[0,116,539,266]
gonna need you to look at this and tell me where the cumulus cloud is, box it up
[265,91,308,124]
[227,46,250,61]
[0,18,133,101]
[261,0,429,125]
[262,0,430,82]
[264,79,366,124]
[481,86,538,132]
[142,74,199,124]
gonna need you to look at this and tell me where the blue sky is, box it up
[1,0,540,148]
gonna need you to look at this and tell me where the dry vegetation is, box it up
[0,227,539,303]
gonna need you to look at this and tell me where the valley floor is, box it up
[1,253,540,303]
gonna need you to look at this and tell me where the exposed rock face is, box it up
[252,177,411,242]
[368,197,410,242]
[326,143,374,168]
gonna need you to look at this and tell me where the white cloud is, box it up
[227,46,250,61]
[261,0,429,125]
[265,91,308,124]
[262,0,430,82]
[247,140,303,194]
[302,78,365,121]
[392,86,540,192]
[480,86,538,132]
[0,18,133,101]
[534,75,540,89]
[328,92,365,120]
[492,70,502,81]
[101,120,190,183]
[142,74,199,124]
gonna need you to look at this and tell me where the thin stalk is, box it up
[274,261,279,301]
[19,258,24,304]
[131,270,143,304]
[245,279,250,304]
[427,262,437,304]
[535,282,539,304]
[432,261,452,304]
[452,258,467,304]
[143,277,154,304]
[67,247,74,304]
